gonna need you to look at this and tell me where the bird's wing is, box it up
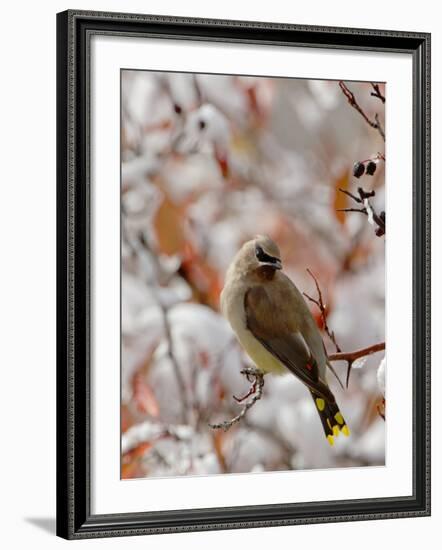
[244,285,334,401]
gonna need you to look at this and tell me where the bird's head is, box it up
[232,235,282,279]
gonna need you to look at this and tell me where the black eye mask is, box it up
[255,245,280,265]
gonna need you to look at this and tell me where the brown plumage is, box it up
[221,235,349,445]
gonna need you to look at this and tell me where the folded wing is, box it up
[244,285,334,402]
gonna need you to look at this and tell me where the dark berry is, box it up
[173,103,182,115]
[375,227,385,237]
[366,161,377,175]
[353,161,365,178]
[198,119,206,130]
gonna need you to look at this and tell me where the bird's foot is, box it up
[240,367,264,382]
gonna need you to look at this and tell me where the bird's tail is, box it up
[310,390,350,446]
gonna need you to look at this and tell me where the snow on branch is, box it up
[338,186,386,237]
[303,269,385,388]
[209,367,265,431]
[329,342,386,388]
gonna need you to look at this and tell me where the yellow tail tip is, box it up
[327,435,335,446]
[333,425,340,437]
[316,398,325,411]
[342,424,350,437]
[335,412,344,425]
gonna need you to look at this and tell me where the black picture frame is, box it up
[56,9,431,540]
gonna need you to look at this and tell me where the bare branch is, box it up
[303,268,341,353]
[337,207,368,214]
[338,186,385,237]
[328,342,386,363]
[338,187,374,204]
[209,368,265,431]
[122,225,190,423]
[374,113,385,141]
[159,304,189,424]
[371,83,386,104]
[339,81,385,142]
[328,342,386,388]
[121,420,192,455]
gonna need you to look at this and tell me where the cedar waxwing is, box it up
[220,235,349,446]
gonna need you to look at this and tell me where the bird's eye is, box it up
[255,245,279,265]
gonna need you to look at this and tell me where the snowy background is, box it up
[120,71,386,479]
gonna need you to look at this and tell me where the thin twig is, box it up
[337,207,368,214]
[209,368,265,431]
[328,341,385,388]
[160,304,189,424]
[122,226,190,423]
[337,186,385,237]
[371,83,386,104]
[374,113,385,141]
[233,379,259,402]
[355,152,386,164]
[303,268,341,353]
[339,81,385,142]
[328,341,386,362]
[339,187,375,204]
[302,270,344,389]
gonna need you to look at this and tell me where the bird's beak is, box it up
[262,259,282,270]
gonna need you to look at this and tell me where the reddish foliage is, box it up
[181,241,223,309]
[132,372,160,417]
[153,193,187,256]
[143,119,173,133]
[212,430,227,473]
[245,86,261,119]
[198,350,210,369]
[214,147,229,179]
[333,171,350,227]
[121,404,135,433]
[122,442,152,479]
[212,375,225,402]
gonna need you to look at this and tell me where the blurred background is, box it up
[121,70,386,479]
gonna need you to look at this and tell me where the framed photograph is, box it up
[56,10,431,539]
